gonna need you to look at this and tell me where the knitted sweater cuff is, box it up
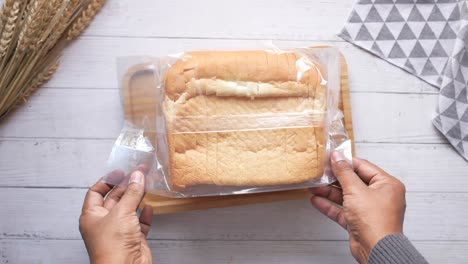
[368,233,428,264]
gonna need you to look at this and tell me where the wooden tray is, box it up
[122,48,354,214]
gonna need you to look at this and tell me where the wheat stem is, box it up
[0,0,106,119]
[21,61,59,102]
[44,0,80,51]
[0,0,15,33]
[0,1,20,58]
[0,1,68,103]
[67,0,105,41]
[18,0,48,51]
[37,0,63,48]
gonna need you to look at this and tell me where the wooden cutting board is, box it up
[121,48,354,214]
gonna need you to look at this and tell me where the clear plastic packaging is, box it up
[105,47,352,197]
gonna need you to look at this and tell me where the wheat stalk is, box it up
[17,0,47,51]
[0,0,15,30]
[0,0,107,119]
[21,61,59,102]
[0,1,20,58]
[37,0,64,46]
[67,0,105,41]
[44,0,80,51]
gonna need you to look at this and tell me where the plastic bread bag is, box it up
[105,47,352,197]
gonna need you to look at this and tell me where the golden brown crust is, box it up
[165,51,320,101]
[163,50,327,189]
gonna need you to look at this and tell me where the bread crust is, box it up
[164,51,326,189]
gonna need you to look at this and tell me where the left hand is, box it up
[79,170,153,264]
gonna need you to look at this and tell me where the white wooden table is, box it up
[1,0,468,263]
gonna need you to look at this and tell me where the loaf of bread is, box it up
[163,51,326,189]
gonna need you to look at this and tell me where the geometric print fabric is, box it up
[340,0,468,160]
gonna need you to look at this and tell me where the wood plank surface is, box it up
[0,0,467,262]
[0,89,443,143]
[1,188,467,241]
[2,239,468,264]
[83,0,355,40]
[0,140,464,192]
[49,37,438,94]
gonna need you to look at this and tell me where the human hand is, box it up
[79,170,153,264]
[310,152,406,264]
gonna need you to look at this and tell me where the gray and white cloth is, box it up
[339,0,468,160]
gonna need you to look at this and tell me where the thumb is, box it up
[330,152,365,191]
[117,170,146,213]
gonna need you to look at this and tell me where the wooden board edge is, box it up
[142,189,311,215]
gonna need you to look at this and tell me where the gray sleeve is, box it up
[368,233,429,264]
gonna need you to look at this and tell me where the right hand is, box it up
[79,170,153,264]
[310,152,406,264]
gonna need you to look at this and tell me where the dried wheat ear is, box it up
[0,0,106,119]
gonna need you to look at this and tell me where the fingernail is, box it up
[331,151,346,163]
[129,171,143,184]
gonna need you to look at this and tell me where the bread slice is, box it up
[163,51,326,189]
